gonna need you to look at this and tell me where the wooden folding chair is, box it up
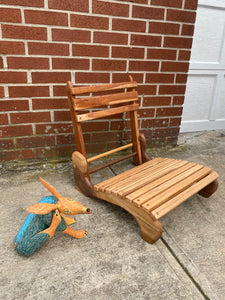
[67,76,218,244]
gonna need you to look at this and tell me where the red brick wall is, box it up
[0,0,197,161]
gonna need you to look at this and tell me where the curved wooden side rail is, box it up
[72,151,95,198]
[72,150,163,244]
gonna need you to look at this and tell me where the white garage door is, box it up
[180,0,225,132]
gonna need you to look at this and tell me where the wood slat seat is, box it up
[94,158,218,220]
[67,76,219,244]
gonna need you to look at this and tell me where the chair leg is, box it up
[198,179,219,198]
[135,216,163,244]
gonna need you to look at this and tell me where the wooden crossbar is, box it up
[89,152,137,174]
[87,143,133,163]
[70,81,137,95]
[76,103,139,122]
[73,91,138,111]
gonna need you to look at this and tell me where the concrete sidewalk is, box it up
[1,130,224,300]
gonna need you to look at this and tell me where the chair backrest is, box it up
[67,75,143,176]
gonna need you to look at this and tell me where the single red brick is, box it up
[164,36,193,49]
[2,24,47,41]
[48,0,89,12]
[0,138,14,150]
[0,0,44,7]
[52,58,89,70]
[92,131,122,143]
[71,14,108,30]
[151,0,182,8]
[131,34,161,47]
[0,7,21,23]
[137,85,157,95]
[0,87,5,98]
[0,72,27,83]
[32,98,67,110]
[182,24,194,36]
[147,48,177,60]
[24,10,68,26]
[36,123,72,135]
[143,96,171,107]
[93,0,129,17]
[37,146,73,159]
[146,73,174,83]
[123,0,147,3]
[94,31,128,45]
[167,9,196,24]
[112,18,146,32]
[0,41,25,55]
[184,0,198,10]
[76,72,110,84]
[178,50,191,61]
[173,96,185,105]
[54,110,71,122]
[142,118,169,129]
[9,86,49,98]
[129,61,159,71]
[93,59,126,71]
[83,121,109,132]
[112,46,144,59]
[56,134,76,145]
[72,44,109,57]
[0,57,3,68]
[52,28,90,43]
[0,125,32,137]
[11,111,51,124]
[170,117,182,126]
[85,142,107,154]
[176,74,188,83]
[0,100,29,112]
[7,57,49,70]
[110,120,124,131]
[0,114,8,125]
[32,72,71,84]
[17,135,55,148]
[156,107,183,117]
[138,108,155,118]
[112,73,144,83]
[153,127,180,138]
[132,5,164,20]
[149,21,180,35]
[159,84,186,95]
[20,149,36,159]
[0,149,18,161]
[28,42,69,56]
[161,61,189,72]
[53,85,66,97]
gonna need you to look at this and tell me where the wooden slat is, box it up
[152,171,219,219]
[87,143,133,163]
[102,158,171,192]
[73,91,138,111]
[142,166,212,212]
[126,161,196,202]
[117,160,191,198]
[108,159,182,195]
[94,157,166,191]
[77,103,139,122]
[132,164,205,206]
[70,81,137,95]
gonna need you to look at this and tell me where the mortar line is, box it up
[161,236,209,300]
